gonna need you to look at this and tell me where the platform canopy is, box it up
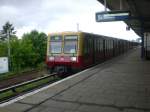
[97,0,150,36]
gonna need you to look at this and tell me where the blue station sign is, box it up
[96,10,130,22]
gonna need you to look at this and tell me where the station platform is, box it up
[1,47,150,112]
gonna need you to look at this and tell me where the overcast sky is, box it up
[0,0,140,40]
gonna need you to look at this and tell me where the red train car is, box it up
[46,31,137,74]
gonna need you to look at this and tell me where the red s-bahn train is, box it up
[46,31,138,74]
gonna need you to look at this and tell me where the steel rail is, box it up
[0,73,56,94]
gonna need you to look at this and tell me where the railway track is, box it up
[0,73,63,104]
[0,69,46,89]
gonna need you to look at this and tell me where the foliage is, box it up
[0,41,7,57]
[22,30,47,66]
[0,21,16,41]
[0,29,47,73]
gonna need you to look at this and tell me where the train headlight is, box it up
[71,57,77,62]
[49,56,54,61]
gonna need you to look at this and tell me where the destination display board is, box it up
[96,10,130,22]
[0,57,9,74]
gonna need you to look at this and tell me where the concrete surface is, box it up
[1,48,150,112]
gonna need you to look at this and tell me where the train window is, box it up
[108,40,110,50]
[50,41,62,53]
[84,39,87,54]
[111,40,113,49]
[109,41,110,50]
[64,35,78,53]
[99,39,100,51]
[89,38,92,52]
[110,40,112,50]
[94,39,97,52]
[84,38,90,54]
[87,39,90,53]
[51,35,62,41]
[100,39,103,51]
[109,40,111,50]
[97,39,99,52]
[65,35,77,40]
[96,39,98,52]
[105,40,107,52]
[50,36,62,53]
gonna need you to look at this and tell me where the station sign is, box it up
[0,57,9,74]
[96,10,130,22]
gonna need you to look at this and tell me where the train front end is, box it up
[46,32,83,74]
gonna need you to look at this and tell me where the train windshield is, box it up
[64,35,78,54]
[50,36,62,53]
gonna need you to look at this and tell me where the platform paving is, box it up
[1,47,150,112]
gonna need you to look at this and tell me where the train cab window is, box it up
[64,35,78,54]
[50,36,62,53]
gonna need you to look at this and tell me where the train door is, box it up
[92,36,96,64]
[108,40,110,58]
[105,39,108,59]
[83,34,93,67]
[113,40,115,57]
[103,39,106,60]
[100,38,104,61]
[110,40,113,58]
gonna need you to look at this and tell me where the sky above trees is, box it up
[0,0,140,40]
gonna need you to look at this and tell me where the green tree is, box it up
[0,41,7,57]
[10,38,37,71]
[0,21,16,41]
[22,30,47,66]
[0,29,47,72]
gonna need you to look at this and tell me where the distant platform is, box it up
[1,47,150,112]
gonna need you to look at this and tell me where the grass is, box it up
[0,63,46,81]
[0,90,14,101]
[0,68,35,81]
[0,76,60,102]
